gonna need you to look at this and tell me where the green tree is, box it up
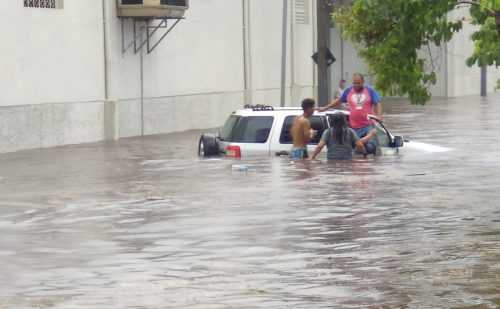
[334,0,500,104]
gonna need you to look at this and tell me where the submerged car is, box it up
[198,105,404,158]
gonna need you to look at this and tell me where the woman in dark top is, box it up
[310,113,366,160]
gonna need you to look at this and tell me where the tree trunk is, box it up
[496,11,500,35]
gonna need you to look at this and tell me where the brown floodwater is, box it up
[0,95,499,308]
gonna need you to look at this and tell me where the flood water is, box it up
[1,95,499,308]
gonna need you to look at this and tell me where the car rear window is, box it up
[220,116,274,143]
[220,115,240,141]
[280,116,328,145]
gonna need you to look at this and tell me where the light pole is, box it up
[280,0,288,107]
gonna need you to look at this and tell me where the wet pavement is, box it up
[1,94,500,308]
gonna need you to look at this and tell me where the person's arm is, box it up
[311,130,330,160]
[374,103,383,120]
[359,128,377,145]
[310,140,326,160]
[317,98,341,112]
[355,140,366,155]
[369,87,383,120]
[350,129,367,154]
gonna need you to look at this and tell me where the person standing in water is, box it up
[310,113,366,161]
[290,98,317,160]
[318,73,382,154]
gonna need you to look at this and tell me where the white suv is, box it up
[198,105,404,158]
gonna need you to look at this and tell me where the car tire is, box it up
[198,134,220,157]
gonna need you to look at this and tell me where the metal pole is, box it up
[444,42,448,97]
[102,0,109,100]
[242,0,253,106]
[140,27,145,136]
[121,18,125,55]
[290,0,295,105]
[280,0,288,107]
[340,29,344,80]
[481,65,487,97]
[317,0,331,106]
[312,0,317,99]
[242,0,249,105]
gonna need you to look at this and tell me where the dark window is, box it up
[122,0,143,4]
[231,117,273,143]
[220,115,240,142]
[220,116,274,144]
[280,116,327,145]
[160,0,187,6]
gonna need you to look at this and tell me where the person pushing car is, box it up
[318,73,382,154]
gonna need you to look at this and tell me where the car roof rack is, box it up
[244,104,274,111]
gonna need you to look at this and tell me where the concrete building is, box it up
[0,0,317,153]
[0,1,498,153]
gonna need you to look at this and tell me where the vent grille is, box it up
[295,0,310,25]
[24,0,64,8]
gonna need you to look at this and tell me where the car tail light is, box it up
[225,145,241,158]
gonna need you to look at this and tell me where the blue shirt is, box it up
[340,86,381,105]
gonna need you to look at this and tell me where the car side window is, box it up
[309,116,328,144]
[280,116,327,145]
[279,116,295,144]
[231,116,274,143]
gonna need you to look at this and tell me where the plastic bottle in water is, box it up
[232,164,248,172]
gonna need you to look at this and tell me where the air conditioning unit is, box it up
[117,0,189,19]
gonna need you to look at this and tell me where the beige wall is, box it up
[0,0,317,153]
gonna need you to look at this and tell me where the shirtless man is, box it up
[290,98,316,160]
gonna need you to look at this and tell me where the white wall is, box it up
[0,0,317,153]
[248,0,289,106]
[107,0,244,100]
[143,0,245,97]
[0,1,107,153]
[0,0,105,106]
[291,0,316,106]
[446,7,500,97]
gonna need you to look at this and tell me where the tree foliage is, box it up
[334,0,500,105]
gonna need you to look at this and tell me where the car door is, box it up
[271,114,328,155]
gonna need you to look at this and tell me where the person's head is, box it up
[301,98,315,117]
[339,79,346,89]
[352,73,365,92]
[330,113,348,145]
